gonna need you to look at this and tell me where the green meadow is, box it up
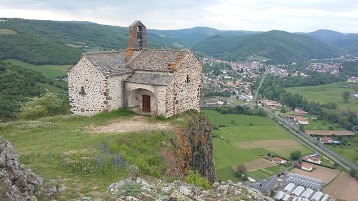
[202,109,311,182]
[285,82,358,113]
[4,59,71,78]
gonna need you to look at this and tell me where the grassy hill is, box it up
[308,29,358,55]
[150,27,257,48]
[0,18,184,65]
[193,30,342,63]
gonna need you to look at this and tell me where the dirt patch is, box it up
[87,116,172,133]
[324,172,358,201]
[290,164,340,184]
[233,139,299,149]
[243,158,276,171]
[0,29,17,35]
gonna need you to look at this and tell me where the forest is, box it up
[0,62,67,120]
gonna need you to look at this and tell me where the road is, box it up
[253,69,268,104]
[259,105,358,172]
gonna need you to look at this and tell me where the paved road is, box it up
[253,70,268,104]
[259,105,358,172]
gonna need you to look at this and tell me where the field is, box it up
[4,59,71,78]
[244,158,276,171]
[246,164,285,181]
[202,109,312,182]
[285,82,358,113]
[0,29,17,35]
[324,172,358,201]
[291,164,340,184]
[0,110,191,200]
[329,140,358,166]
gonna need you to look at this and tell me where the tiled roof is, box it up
[127,49,189,72]
[84,50,132,75]
[125,72,173,86]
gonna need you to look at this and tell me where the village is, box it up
[201,55,358,108]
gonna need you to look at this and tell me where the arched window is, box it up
[137,26,143,49]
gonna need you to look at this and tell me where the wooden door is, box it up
[142,95,150,112]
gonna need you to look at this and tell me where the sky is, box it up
[0,0,357,33]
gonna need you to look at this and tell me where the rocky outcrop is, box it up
[0,136,57,201]
[79,177,274,201]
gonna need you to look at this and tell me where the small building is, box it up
[320,137,333,144]
[295,108,308,115]
[205,99,218,107]
[246,176,278,196]
[68,20,202,117]
[274,191,285,200]
[301,188,314,199]
[321,194,330,201]
[283,183,296,193]
[273,157,287,164]
[311,191,324,201]
[292,186,305,196]
[301,162,313,172]
[303,155,321,164]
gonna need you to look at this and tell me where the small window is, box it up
[185,75,190,83]
[79,86,86,96]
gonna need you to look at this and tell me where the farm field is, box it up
[329,141,358,166]
[244,158,276,171]
[324,172,358,201]
[202,109,312,182]
[4,59,71,78]
[290,164,340,184]
[285,82,358,113]
[247,164,286,181]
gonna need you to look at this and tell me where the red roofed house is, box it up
[320,137,333,144]
[295,108,307,115]
[301,162,313,172]
[273,157,287,164]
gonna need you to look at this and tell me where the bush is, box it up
[185,170,211,190]
[19,91,67,120]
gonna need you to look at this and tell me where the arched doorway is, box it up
[128,88,157,114]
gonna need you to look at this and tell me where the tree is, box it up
[342,91,350,103]
[290,150,302,160]
[235,164,247,176]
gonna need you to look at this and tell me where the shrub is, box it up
[290,150,302,160]
[185,170,211,190]
[19,91,67,120]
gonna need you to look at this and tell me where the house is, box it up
[295,108,307,115]
[246,176,278,196]
[320,137,333,144]
[68,21,202,117]
[301,162,313,172]
[288,116,309,125]
[303,155,322,164]
[273,157,287,164]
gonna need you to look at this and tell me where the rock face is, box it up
[0,136,44,201]
[79,177,274,201]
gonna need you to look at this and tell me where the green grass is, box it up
[4,59,71,78]
[247,165,285,180]
[329,139,358,166]
[0,109,190,200]
[202,109,311,182]
[286,82,358,113]
[0,29,17,35]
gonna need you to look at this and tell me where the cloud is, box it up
[0,0,357,33]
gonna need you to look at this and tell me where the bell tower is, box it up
[128,20,147,50]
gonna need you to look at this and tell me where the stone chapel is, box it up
[67,21,202,117]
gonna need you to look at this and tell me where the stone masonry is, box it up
[68,21,202,117]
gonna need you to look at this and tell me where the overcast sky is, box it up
[0,0,357,33]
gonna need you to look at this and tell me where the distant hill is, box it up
[149,27,257,48]
[0,18,183,65]
[193,30,342,63]
[308,29,358,55]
